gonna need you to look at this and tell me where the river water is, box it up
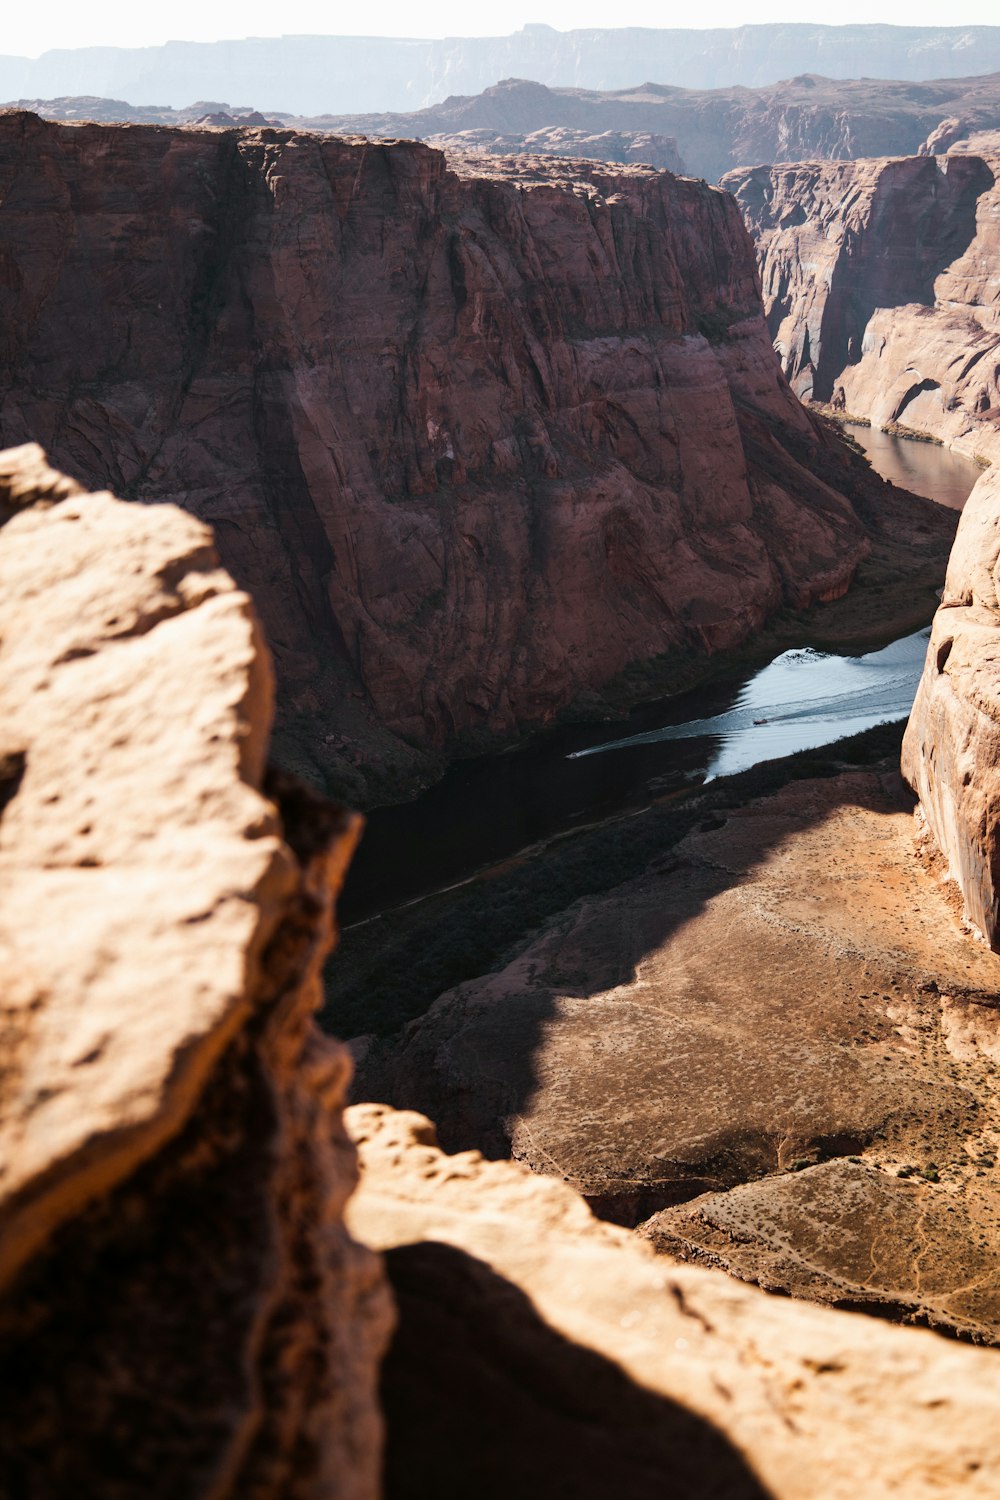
[338,434,983,924]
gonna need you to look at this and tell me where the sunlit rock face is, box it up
[0,444,392,1499]
[0,112,886,802]
[903,465,1000,949]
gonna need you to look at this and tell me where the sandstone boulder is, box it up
[0,445,392,1498]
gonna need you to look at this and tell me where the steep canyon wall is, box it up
[0,112,886,802]
[724,151,1000,467]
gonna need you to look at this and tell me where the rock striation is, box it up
[903,465,1000,948]
[724,151,1000,465]
[0,111,889,803]
[347,1101,1000,1499]
[0,444,392,1497]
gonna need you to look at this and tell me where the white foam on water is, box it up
[568,628,931,779]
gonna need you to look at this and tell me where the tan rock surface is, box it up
[0,112,915,803]
[0,445,392,1497]
[346,1101,1000,1499]
[903,465,1000,949]
[358,763,1000,1337]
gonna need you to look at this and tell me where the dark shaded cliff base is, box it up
[348,748,1000,1346]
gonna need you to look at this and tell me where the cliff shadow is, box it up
[380,1238,774,1500]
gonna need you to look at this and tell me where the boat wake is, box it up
[568,628,931,778]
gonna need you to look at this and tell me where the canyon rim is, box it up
[5,18,1000,1498]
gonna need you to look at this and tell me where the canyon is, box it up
[0,110,943,809]
[7,442,1000,1496]
[6,66,1000,1495]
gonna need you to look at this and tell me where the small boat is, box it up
[753,717,769,725]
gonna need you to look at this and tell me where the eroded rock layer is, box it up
[0,445,392,1498]
[0,111,889,801]
[723,151,1000,465]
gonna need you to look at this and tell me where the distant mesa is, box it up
[12,67,1000,182]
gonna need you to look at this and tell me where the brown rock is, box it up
[0,112,889,800]
[903,465,1000,948]
[305,71,1000,184]
[0,445,392,1497]
[346,1101,1000,1500]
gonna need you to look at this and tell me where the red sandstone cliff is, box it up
[723,152,1000,467]
[903,464,1000,947]
[0,112,890,802]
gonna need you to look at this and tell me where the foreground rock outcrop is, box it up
[347,1102,1000,1498]
[0,445,392,1496]
[0,111,915,802]
[724,151,1000,466]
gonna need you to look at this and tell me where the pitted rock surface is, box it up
[346,1101,1000,1500]
[0,444,392,1499]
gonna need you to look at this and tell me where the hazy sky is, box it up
[10,0,1000,56]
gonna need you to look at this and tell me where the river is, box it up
[851,426,981,511]
[338,435,983,925]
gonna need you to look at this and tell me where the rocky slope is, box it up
[356,746,1000,1344]
[0,111,904,806]
[723,150,1000,466]
[0,444,392,1497]
[4,24,1000,116]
